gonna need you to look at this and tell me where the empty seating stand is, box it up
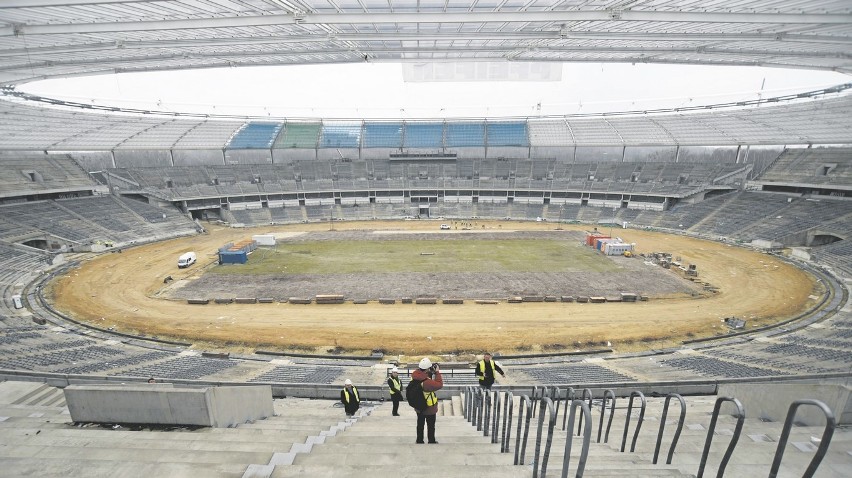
[227,122,283,149]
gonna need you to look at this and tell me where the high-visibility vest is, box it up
[389,376,401,396]
[478,360,496,381]
[424,389,438,407]
[343,386,359,403]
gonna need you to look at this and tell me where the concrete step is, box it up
[0,431,316,453]
[269,464,532,478]
[0,457,248,478]
[0,443,273,465]
[0,425,316,444]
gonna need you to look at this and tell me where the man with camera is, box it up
[411,357,443,444]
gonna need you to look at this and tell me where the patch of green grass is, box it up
[211,239,620,275]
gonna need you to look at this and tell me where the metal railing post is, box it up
[532,397,558,478]
[769,399,836,478]
[653,393,686,465]
[491,390,501,443]
[483,389,492,436]
[476,388,485,431]
[561,387,575,430]
[552,387,562,424]
[514,394,533,465]
[620,391,646,453]
[562,399,593,478]
[578,388,593,436]
[597,389,616,444]
[464,386,472,422]
[531,385,540,417]
[502,391,514,453]
[697,396,745,478]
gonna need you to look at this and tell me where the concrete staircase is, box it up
[0,381,850,477]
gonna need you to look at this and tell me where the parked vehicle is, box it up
[178,251,196,268]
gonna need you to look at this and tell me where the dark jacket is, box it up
[411,368,443,415]
[341,385,360,414]
[476,359,505,385]
[387,375,403,398]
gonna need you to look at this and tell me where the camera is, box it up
[430,363,440,372]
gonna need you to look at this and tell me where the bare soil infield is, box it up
[47,220,822,357]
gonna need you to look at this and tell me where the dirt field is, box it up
[47,220,822,357]
[169,230,701,300]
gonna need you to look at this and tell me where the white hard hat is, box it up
[419,357,432,370]
[391,367,399,373]
[344,379,352,385]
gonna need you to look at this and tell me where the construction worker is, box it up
[387,367,403,416]
[476,352,506,390]
[340,379,360,416]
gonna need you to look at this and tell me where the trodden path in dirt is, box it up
[47,220,821,356]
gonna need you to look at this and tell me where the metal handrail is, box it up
[620,391,646,453]
[464,386,471,422]
[514,394,533,465]
[491,390,501,443]
[562,399,593,478]
[769,399,836,478]
[697,396,745,478]
[561,387,575,430]
[483,389,491,435]
[502,390,514,453]
[577,388,593,436]
[653,393,686,465]
[597,389,616,444]
[532,397,558,478]
[477,388,485,431]
[531,385,540,417]
[551,387,562,424]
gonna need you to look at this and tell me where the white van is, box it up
[177,251,196,268]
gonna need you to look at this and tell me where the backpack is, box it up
[406,378,428,410]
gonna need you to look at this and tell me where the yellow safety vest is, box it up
[478,360,496,381]
[424,389,438,407]
[343,386,359,403]
[389,376,401,396]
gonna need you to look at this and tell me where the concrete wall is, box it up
[206,385,275,428]
[718,381,852,426]
[64,384,273,428]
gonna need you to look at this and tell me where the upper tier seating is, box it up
[0,152,95,197]
[761,147,852,186]
[226,122,283,149]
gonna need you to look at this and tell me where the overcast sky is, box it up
[20,62,849,119]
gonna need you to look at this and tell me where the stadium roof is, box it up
[0,0,851,85]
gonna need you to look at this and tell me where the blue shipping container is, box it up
[219,250,247,264]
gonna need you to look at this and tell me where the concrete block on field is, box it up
[187,299,210,305]
[64,384,274,428]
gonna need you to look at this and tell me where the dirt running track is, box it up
[48,221,821,357]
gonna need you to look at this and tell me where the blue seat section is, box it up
[446,122,486,147]
[226,122,283,149]
[320,122,362,148]
[403,122,444,148]
[487,121,529,146]
[363,122,403,148]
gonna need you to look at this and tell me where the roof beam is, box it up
[3,11,852,36]
[2,31,850,58]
